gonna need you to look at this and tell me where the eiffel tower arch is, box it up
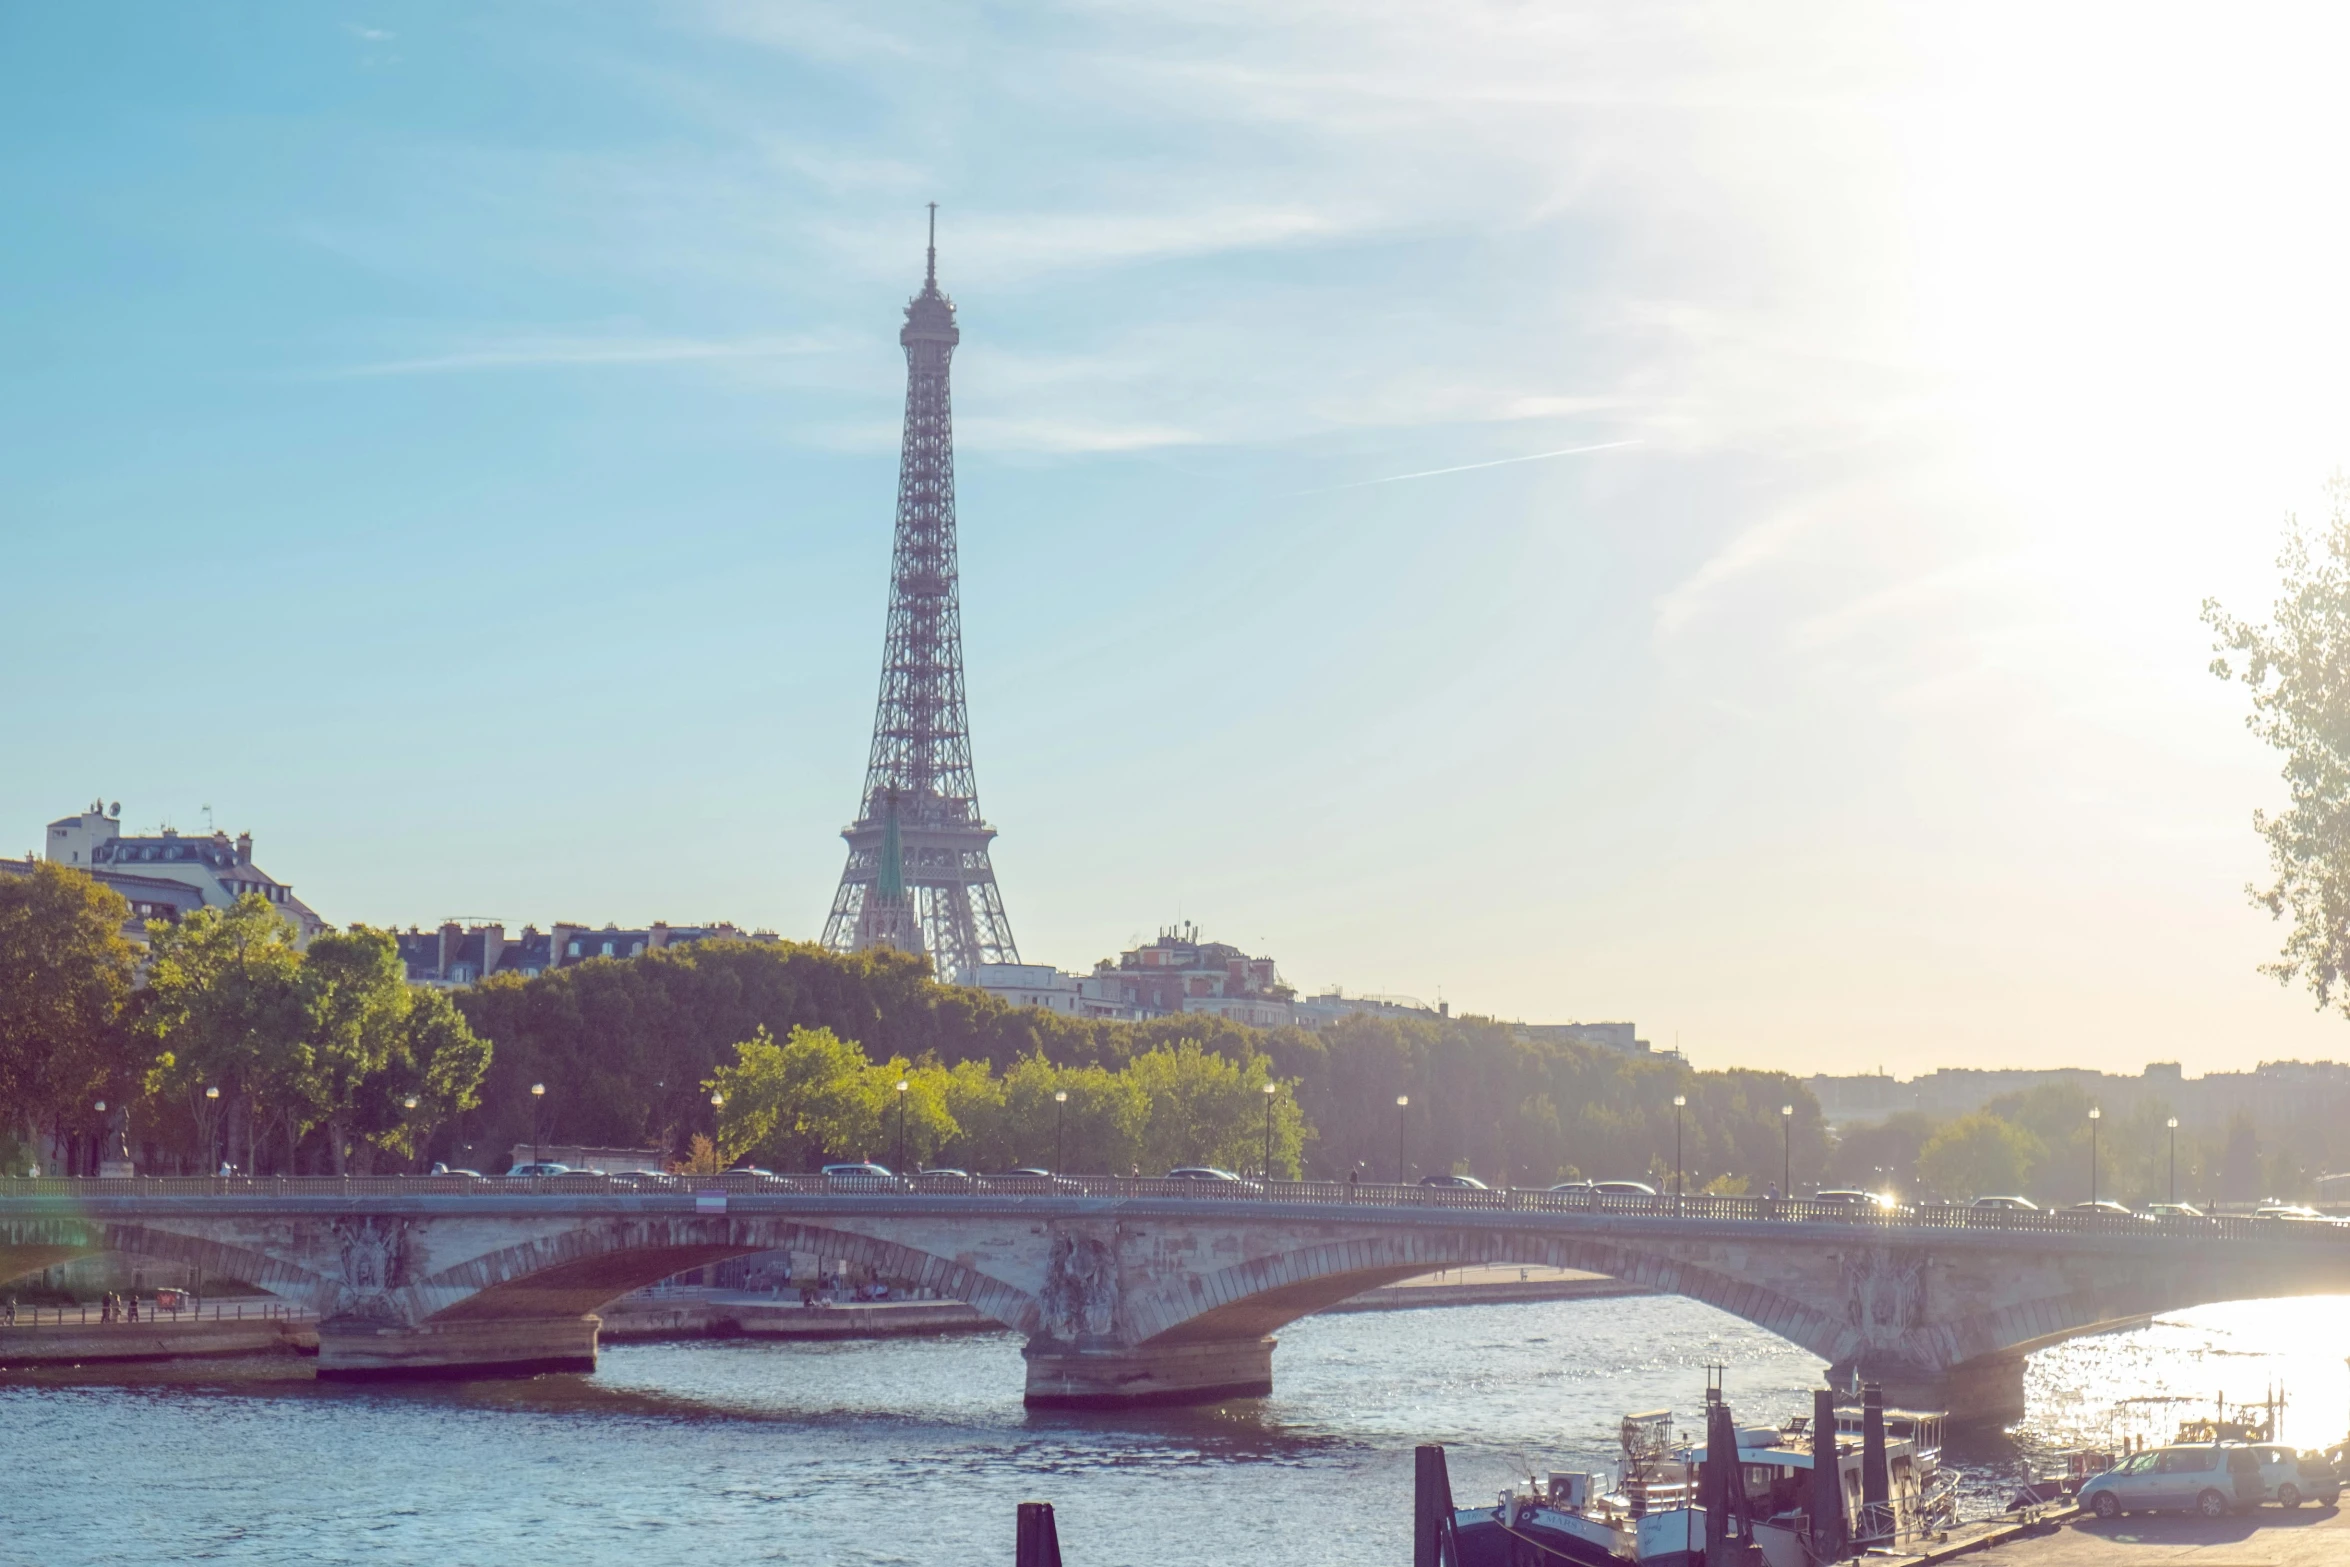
[821,209,1020,981]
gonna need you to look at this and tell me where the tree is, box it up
[1916,1113,2039,1200]
[2206,480,2350,1010]
[1824,1111,1942,1194]
[710,1025,910,1168]
[0,864,137,1166]
[1127,1042,1302,1177]
[299,927,417,1173]
[138,895,309,1172]
[360,988,491,1170]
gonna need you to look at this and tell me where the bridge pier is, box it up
[1022,1335,1276,1408]
[1829,1353,2026,1426]
[316,1315,601,1381]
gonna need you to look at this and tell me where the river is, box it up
[3,1292,2345,1565]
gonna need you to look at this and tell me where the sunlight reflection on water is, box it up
[0,1291,2342,1565]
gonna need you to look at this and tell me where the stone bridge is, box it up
[6,1177,2347,1421]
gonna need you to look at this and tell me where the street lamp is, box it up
[2167,1116,2179,1204]
[530,1082,546,1165]
[204,1085,220,1175]
[1395,1095,1410,1185]
[1261,1082,1279,1195]
[2088,1106,2102,1206]
[1780,1104,1793,1198]
[710,1091,724,1172]
[1052,1088,1068,1174]
[93,1100,107,1179]
[1673,1094,1687,1210]
[897,1078,911,1175]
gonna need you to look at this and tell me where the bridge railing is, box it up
[0,1173,2340,1243]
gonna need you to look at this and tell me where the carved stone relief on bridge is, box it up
[327,1217,415,1323]
[1039,1225,1121,1343]
[1840,1246,1926,1344]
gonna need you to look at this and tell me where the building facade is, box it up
[15,800,324,943]
[397,920,780,987]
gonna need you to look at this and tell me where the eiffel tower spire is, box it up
[821,210,1020,979]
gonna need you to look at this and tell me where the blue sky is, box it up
[8,3,2350,1075]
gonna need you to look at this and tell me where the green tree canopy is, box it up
[0,864,138,1151]
[138,894,310,1171]
[2206,480,2350,1010]
[1916,1112,2040,1200]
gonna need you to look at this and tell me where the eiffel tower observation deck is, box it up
[821,209,1020,980]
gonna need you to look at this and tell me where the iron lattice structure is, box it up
[821,212,1020,979]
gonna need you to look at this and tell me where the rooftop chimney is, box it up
[235,832,252,864]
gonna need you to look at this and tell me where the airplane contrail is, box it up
[1304,439,1639,493]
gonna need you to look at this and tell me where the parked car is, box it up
[821,1163,899,1188]
[2253,1444,2342,1508]
[2079,1443,2256,1518]
[504,1161,574,1178]
[912,1167,976,1189]
[2252,1203,2334,1224]
[1165,1167,1254,1185]
[1809,1189,1876,1205]
[1418,1174,1490,1190]
[2142,1202,2209,1220]
[723,1164,778,1180]
[983,1168,1082,1193]
[606,1170,675,1191]
[2066,1200,2152,1222]
[1970,1195,2038,1211]
[1547,1181,1596,1194]
[1590,1180,1658,1198]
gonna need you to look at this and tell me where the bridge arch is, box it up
[412,1215,1043,1333]
[1122,1226,1849,1362]
[0,1218,318,1308]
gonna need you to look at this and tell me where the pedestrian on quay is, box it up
[126,1294,139,1323]
[3,1296,14,1327]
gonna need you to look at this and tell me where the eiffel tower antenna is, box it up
[821,207,1020,980]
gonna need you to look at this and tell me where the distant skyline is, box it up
[8,5,2350,1076]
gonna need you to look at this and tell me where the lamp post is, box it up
[897,1078,911,1175]
[1052,1088,1067,1174]
[92,1100,107,1178]
[2167,1116,2179,1204]
[204,1085,220,1175]
[2088,1106,2101,1206]
[1780,1103,1793,1197]
[530,1082,546,1166]
[710,1091,725,1173]
[1673,1094,1687,1211]
[1395,1095,1409,1185]
[1261,1082,1278,1194]
[403,1095,419,1173]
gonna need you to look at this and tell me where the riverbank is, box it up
[1949,1503,2347,1565]
[1326,1264,1647,1312]
[599,1293,997,1341]
[0,1311,315,1367]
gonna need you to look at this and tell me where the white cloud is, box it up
[328,332,832,378]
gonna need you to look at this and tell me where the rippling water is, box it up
[3,1293,2345,1565]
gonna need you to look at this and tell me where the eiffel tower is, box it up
[820,208,1020,980]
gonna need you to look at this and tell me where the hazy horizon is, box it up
[9,5,2350,1077]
